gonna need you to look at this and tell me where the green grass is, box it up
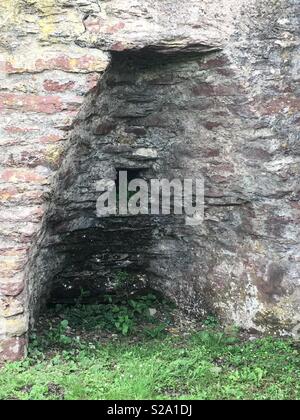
[0,297,299,400]
[1,328,299,400]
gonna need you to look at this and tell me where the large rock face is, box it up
[0,0,299,360]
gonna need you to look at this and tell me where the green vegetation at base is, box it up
[0,298,299,400]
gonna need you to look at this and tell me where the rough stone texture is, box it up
[0,0,299,361]
[0,0,110,361]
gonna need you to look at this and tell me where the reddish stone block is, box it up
[0,168,49,184]
[0,278,25,297]
[0,295,24,318]
[192,83,239,97]
[107,22,126,34]
[247,148,272,161]
[0,186,44,205]
[34,54,106,73]
[260,97,300,115]
[0,336,27,362]
[0,187,18,203]
[0,256,26,277]
[125,127,147,136]
[94,122,116,135]
[4,126,39,135]
[0,94,63,114]
[43,80,75,93]
[5,49,108,75]
[204,121,222,130]
[201,148,221,158]
[111,42,126,52]
[84,16,104,33]
[64,97,84,112]
[199,56,231,69]
[192,83,215,96]
[215,68,236,77]
[39,134,63,144]
[0,246,28,258]
[86,74,101,91]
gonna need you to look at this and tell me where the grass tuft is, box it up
[0,301,299,400]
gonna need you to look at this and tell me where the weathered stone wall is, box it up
[0,0,110,360]
[0,0,299,361]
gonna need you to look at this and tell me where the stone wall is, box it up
[0,0,299,361]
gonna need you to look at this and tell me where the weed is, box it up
[39,292,169,343]
[1,323,299,400]
[144,324,167,339]
[2,281,298,400]
[203,315,220,329]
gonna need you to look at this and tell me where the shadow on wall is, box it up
[27,50,213,323]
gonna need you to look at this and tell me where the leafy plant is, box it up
[38,291,167,340]
[114,314,135,336]
[114,271,136,296]
[193,330,238,347]
[144,323,167,339]
[203,315,220,329]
